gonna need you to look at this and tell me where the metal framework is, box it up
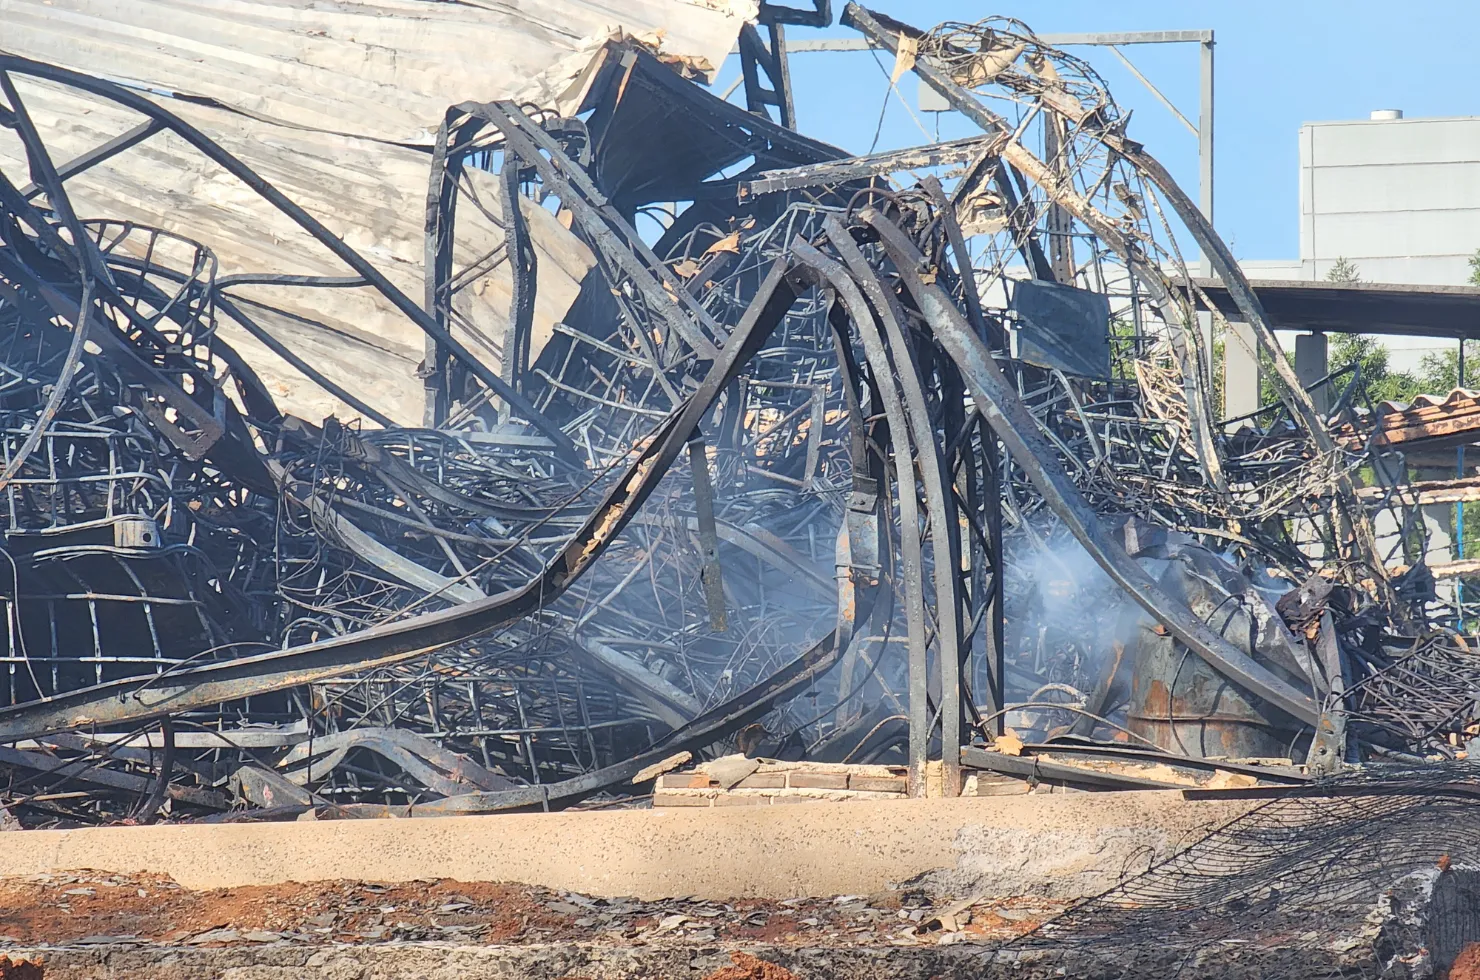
[0,7,1475,829]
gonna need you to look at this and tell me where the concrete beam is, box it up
[0,794,1254,900]
[1224,319,1261,421]
[1294,332,1330,415]
[780,30,1213,52]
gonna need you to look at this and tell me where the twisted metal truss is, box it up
[0,7,1474,829]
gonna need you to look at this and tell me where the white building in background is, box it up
[1227,111,1480,582]
[1297,111,1480,288]
[1227,109,1480,412]
[1235,110,1480,374]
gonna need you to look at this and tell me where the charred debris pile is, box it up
[0,5,1473,827]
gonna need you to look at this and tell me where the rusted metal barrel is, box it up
[1127,624,1293,759]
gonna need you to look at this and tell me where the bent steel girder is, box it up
[1116,144,1391,595]
[0,260,832,744]
[412,610,866,815]
[819,226,969,791]
[0,233,906,800]
[0,54,577,460]
[839,4,1223,497]
[476,100,725,359]
[0,80,101,489]
[840,4,1390,598]
[785,239,934,792]
[857,209,1321,728]
[384,251,899,815]
[77,249,393,427]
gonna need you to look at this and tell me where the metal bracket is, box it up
[1304,610,1349,775]
[688,435,727,632]
[738,22,797,130]
[758,0,831,27]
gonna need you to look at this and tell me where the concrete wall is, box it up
[1231,114,1480,398]
[0,794,1254,900]
[1300,116,1480,287]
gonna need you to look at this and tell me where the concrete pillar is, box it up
[1294,332,1329,415]
[1222,319,1260,423]
[1369,452,1411,568]
[1423,505,1454,564]
[1424,503,1457,605]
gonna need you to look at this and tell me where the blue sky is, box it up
[715,1,1480,262]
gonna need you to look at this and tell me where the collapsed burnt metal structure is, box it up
[0,3,1477,826]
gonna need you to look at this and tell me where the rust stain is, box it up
[701,951,798,980]
[0,958,42,980]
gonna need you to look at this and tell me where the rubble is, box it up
[0,870,1062,948]
[0,0,1476,814]
[2,0,1480,974]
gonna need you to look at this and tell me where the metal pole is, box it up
[1198,36,1216,394]
[1199,37,1215,228]
[1459,340,1466,626]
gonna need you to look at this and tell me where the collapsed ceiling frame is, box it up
[0,5,1475,826]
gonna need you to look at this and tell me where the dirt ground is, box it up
[0,871,1064,953]
[1450,943,1480,980]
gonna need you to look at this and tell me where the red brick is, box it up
[734,773,786,789]
[651,792,713,807]
[656,773,714,790]
[848,775,907,794]
[713,793,772,806]
[786,772,849,790]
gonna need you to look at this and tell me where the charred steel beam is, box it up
[277,727,514,794]
[786,238,935,794]
[960,745,1187,791]
[687,435,728,632]
[0,743,227,809]
[758,0,832,28]
[276,472,488,604]
[838,5,1225,498]
[738,22,796,130]
[859,209,1322,728]
[921,175,993,347]
[214,292,396,427]
[737,135,1002,198]
[415,613,867,815]
[574,637,701,728]
[0,262,807,744]
[840,6,1389,596]
[1023,741,1309,784]
[630,514,834,597]
[986,158,1055,284]
[0,73,108,492]
[824,221,967,793]
[475,101,724,360]
[97,253,396,427]
[0,249,226,461]
[404,254,889,816]
[0,55,577,459]
[422,110,469,428]
[18,119,165,200]
[500,130,538,408]
[1112,143,1389,591]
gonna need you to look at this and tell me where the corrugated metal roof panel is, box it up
[0,0,754,423]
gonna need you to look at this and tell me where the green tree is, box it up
[1468,248,1480,288]
[1326,256,1362,284]
[1330,333,1421,406]
[1257,333,1421,409]
[1414,340,1480,395]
